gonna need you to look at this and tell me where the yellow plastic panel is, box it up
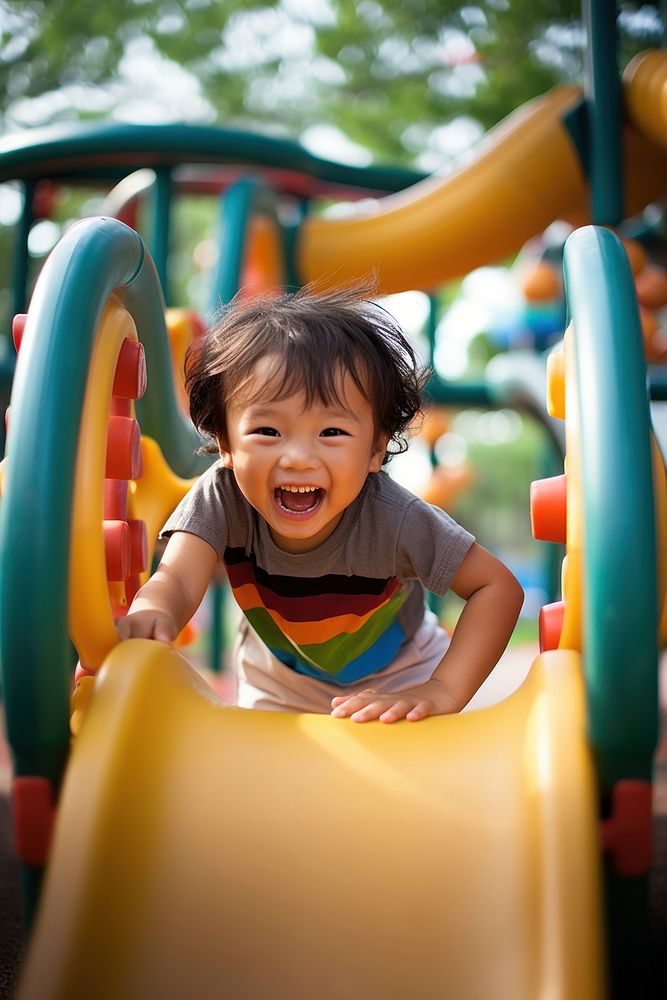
[165,308,197,413]
[546,346,566,421]
[128,436,197,586]
[69,301,137,668]
[20,643,604,1000]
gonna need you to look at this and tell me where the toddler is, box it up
[118,285,523,722]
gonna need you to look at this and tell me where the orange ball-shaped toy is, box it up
[635,264,667,309]
[518,260,560,302]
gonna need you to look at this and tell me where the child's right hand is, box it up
[115,610,178,645]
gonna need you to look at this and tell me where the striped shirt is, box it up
[162,464,474,685]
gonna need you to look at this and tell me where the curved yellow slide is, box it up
[297,80,667,294]
[623,49,667,149]
[19,641,604,999]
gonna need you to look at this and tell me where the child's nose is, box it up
[278,440,319,469]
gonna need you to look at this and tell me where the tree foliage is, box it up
[0,1,662,166]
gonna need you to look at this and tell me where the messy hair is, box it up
[185,282,430,464]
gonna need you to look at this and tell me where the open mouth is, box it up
[274,486,324,516]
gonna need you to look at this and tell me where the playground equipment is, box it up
[2,214,657,1000]
[1,4,666,996]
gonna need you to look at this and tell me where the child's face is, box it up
[218,356,387,553]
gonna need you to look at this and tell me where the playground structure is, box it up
[1,4,667,997]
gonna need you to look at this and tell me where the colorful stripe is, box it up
[223,546,410,682]
[270,621,407,686]
[228,576,401,621]
[224,546,391,596]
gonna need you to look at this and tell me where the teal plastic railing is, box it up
[563,225,659,790]
[0,218,206,788]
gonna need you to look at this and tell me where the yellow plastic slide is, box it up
[297,82,667,294]
[19,641,604,1000]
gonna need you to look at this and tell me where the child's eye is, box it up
[253,427,280,437]
[321,427,348,437]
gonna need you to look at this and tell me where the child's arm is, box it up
[116,531,218,644]
[331,542,524,724]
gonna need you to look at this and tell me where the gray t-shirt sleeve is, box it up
[161,464,233,561]
[395,498,475,595]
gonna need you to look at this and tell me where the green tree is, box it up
[0,1,662,165]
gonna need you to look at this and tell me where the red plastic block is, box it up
[128,518,148,575]
[32,180,58,220]
[125,573,141,606]
[530,475,567,544]
[112,339,147,401]
[104,478,128,521]
[110,396,131,419]
[12,314,27,352]
[538,601,565,652]
[106,415,142,481]
[12,776,55,866]
[600,780,652,876]
[104,519,131,582]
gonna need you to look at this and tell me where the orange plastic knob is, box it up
[519,260,560,302]
[530,475,567,543]
[104,519,131,582]
[112,338,147,400]
[176,621,197,648]
[74,661,97,683]
[635,264,667,309]
[420,408,450,446]
[128,518,148,575]
[539,601,565,652]
[106,415,142,480]
[12,313,26,352]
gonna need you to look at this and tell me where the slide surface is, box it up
[297,83,667,293]
[19,640,604,1000]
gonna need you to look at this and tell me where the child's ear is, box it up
[369,434,389,473]
[217,436,234,469]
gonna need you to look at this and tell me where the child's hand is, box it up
[330,677,462,724]
[115,610,178,645]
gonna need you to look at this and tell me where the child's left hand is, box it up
[330,677,462,724]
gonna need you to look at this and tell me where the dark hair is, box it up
[184,282,430,464]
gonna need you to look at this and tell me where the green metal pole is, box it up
[11,179,34,319]
[151,166,172,303]
[582,0,623,224]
